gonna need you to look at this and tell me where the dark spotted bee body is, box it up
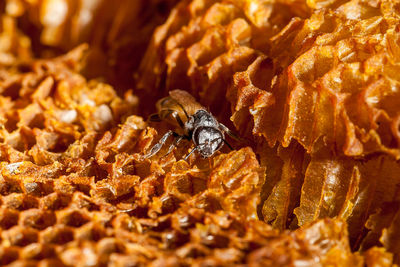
[144,90,238,159]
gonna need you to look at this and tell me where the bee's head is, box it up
[193,126,224,158]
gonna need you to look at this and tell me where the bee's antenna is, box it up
[184,147,198,160]
[223,139,233,150]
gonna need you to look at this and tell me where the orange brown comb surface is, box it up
[1,0,400,266]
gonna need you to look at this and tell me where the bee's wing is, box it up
[153,90,204,129]
[169,90,204,117]
[155,94,187,128]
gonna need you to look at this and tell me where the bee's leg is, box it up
[166,134,185,155]
[219,123,241,141]
[184,146,198,160]
[143,130,175,158]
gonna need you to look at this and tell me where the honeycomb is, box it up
[0,0,400,266]
[0,0,180,91]
[0,47,366,266]
[137,0,400,264]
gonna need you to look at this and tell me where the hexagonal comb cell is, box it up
[2,226,39,246]
[0,208,20,229]
[40,226,75,245]
[39,193,72,211]
[20,209,56,230]
[2,194,39,210]
[20,243,56,261]
[57,210,90,228]
[0,246,20,265]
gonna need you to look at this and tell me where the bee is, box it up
[144,90,238,159]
